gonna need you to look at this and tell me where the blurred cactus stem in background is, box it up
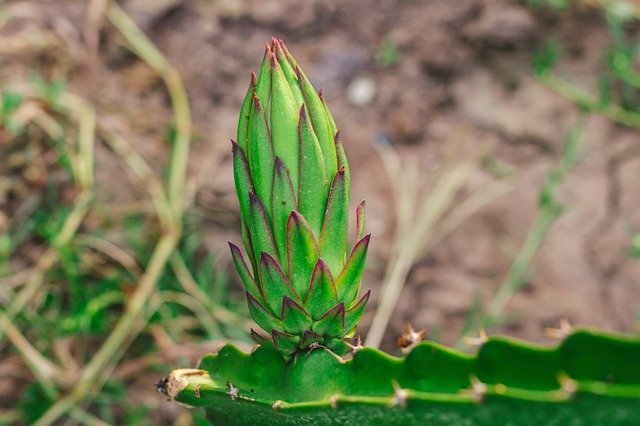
[229,38,370,361]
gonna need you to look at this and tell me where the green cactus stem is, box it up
[230,38,369,361]
[166,328,640,425]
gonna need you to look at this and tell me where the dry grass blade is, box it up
[32,1,193,423]
[365,131,498,349]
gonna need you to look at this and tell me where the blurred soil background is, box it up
[1,0,640,424]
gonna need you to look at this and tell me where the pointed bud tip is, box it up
[269,50,277,68]
[250,71,257,85]
[252,94,263,110]
[288,210,304,224]
[334,131,342,144]
[245,290,256,302]
[274,157,287,175]
[248,191,261,207]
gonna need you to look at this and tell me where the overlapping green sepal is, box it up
[230,38,371,361]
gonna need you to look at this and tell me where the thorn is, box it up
[226,381,239,400]
[470,376,487,403]
[329,394,339,409]
[306,342,348,364]
[558,372,577,398]
[463,328,488,347]
[544,318,572,340]
[345,336,364,355]
[388,380,408,408]
[397,323,427,350]
[155,377,170,400]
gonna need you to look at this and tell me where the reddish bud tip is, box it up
[250,71,257,86]
[253,94,263,110]
[274,156,285,171]
[334,131,342,145]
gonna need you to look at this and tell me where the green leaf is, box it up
[286,211,319,300]
[255,45,272,116]
[312,302,345,336]
[340,289,370,338]
[300,330,323,348]
[248,192,278,266]
[272,157,297,270]
[246,292,281,333]
[319,90,338,138]
[250,328,272,346]
[273,39,304,108]
[270,54,300,192]
[335,234,370,305]
[249,95,275,214]
[298,106,327,236]
[296,67,337,177]
[231,141,254,224]
[241,220,257,276]
[334,132,350,205]
[236,72,256,152]
[229,242,262,302]
[271,329,300,360]
[320,167,348,275]
[304,259,338,321]
[281,296,312,335]
[259,252,301,315]
[355,200,366,242]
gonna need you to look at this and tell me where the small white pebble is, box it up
[348,77,376,106]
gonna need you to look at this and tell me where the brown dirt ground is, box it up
[2,0,640,422]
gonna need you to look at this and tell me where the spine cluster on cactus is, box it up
[230,38,370,361]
